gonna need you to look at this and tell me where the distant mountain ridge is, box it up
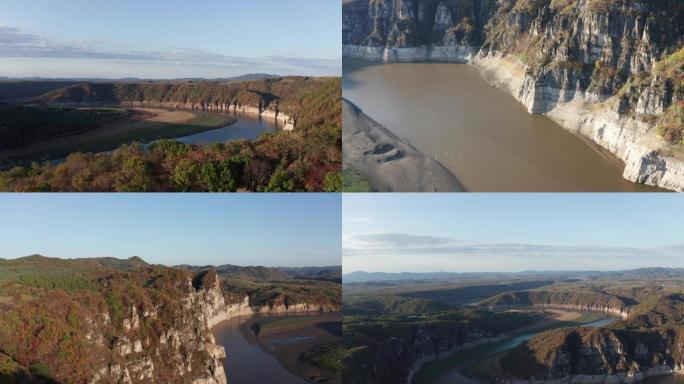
[344,268,684,283]
[178,264,342,283]
[0,73,280,82]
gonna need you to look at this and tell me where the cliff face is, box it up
[31,77,342,133]
[89,270,233,384]
[34,80,299,130]
[343,0,684,191]
[0,261,341,384]
[345,318,502,383]
[343,310,537,383]
[502,294,684,383]
[503,326,684,384]
[481,289,632,318]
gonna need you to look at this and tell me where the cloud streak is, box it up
[0,27,340,77]
[343,232,684,271]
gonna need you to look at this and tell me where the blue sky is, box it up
[343,194,684,273]
[0,0,341,78]
[0,194,341,267]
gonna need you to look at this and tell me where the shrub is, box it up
[199,160,235,192]
[172,159,199,191]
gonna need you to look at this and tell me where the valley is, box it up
[339,269,684,384]
[0,76,342,192]
[0,256,342,384]
[343,58,661,191]
[342,0,684,191]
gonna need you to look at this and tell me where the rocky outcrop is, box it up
[481,290,632,318]
[89,271,232,384]
[255,302,340,314]
[342,98,466,192]
[501,294,684,383]
[30,79,332,132]
[343,0,684,190]
[405,335,506,383]
[503,327,684,384]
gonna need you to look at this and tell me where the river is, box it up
[343,57,661,192]
[175,111,276,144]
[416,317,616,384]
[212,315,308,384]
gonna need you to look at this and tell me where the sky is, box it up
[343,194,684,273]
[0,194,341,267]
[0,0,341,78]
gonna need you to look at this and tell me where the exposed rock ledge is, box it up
[344,44,684,191]
[487,303,629,319]
[342,98,466,192]
[49,100,295,131]
[89,272,337,384]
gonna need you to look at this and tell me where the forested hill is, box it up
[0,77,341,192]
[0,256,341,383]
[178,264,342,282]
[33,76,340,132]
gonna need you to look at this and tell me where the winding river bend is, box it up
[175,111,276,144]
[212,316,307,384]
[415,317,616,384]
[343,57,661,192]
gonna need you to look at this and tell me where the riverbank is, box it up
[241,314,342,384]
[343,45,684,191]
[205,295,341,384]
[0,107,236,166]
[342,98,466,192]
[412,309,615,384]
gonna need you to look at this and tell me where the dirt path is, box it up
[0,108,200,163]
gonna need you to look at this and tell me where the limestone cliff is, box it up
[480,289,632,318]
[342,310,536,383]
[501,294,684,383]
[30,77,341,132]
[88,270,234,384]
[343,0,684,190]
[0,260,341,384]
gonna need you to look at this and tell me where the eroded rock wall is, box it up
[343,0,684,190]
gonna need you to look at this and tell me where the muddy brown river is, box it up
[343,57,661,192]
[212,316,307,384]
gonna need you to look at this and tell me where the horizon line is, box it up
[2,254,341,269]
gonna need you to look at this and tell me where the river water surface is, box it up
[343,57,660,192]
[175,112,276,144]
[212,316,307,384]
[417,317,616,384]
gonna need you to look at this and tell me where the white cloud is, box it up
[342,232,684,272]
[0,26,340,77]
